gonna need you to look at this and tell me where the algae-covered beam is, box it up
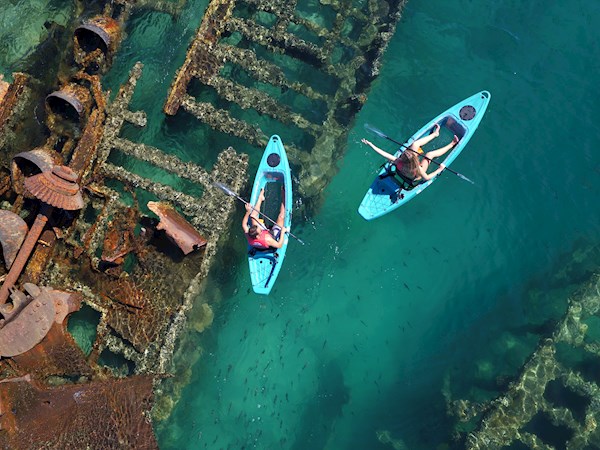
[102,163,206,227]
[205,77,320,134]
[111,137,212,188]
[213,45,330,103]
[227,17,327,68]
[181,96,264,146]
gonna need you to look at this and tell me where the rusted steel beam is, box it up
[164,0,235,115]
[0,73,28,134]
[21,229,57,286]
[147,201,207,255]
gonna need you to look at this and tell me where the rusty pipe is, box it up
[0,206,51,305]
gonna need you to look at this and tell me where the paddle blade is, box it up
[456,173,475,185]
[213,181,236,196]
[364,123,388,139]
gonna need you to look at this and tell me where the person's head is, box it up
[248,225,259,238]
[400,150,420,173]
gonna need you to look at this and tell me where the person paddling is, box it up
[242,188,288,250]
[362,123,459,183]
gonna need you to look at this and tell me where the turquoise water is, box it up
[2,0,599,448]
[157,0,599,449]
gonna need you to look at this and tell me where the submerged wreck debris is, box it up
[0,11,246,442]
[450,270,600,449]
[40,61,248,375]
[165,0,407,203]
[0,73,31,152]
[0,374,157,449]
[0,165,84,304]
[0,210,27,269]
[147,201,208,255]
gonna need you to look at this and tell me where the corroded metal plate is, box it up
[0,210,28,269]
[0,290,56,357]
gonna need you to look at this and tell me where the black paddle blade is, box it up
[213,181,236,197]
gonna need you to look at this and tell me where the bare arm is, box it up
[361,139,396,162]
[242,203,252,233]
[266,227,289,249]
[419,163,446,181]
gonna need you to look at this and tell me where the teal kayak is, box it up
[358,91,491,220]
[247,135,292,295]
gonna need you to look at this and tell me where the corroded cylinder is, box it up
[45,83,92,122]
[11,146,63,196]
[74,16,121,58]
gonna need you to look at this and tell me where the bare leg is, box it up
[420,135,459,171]
[410,123,441,151]
[276,187,285,228]
[250,188,265,221]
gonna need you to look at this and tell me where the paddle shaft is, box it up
[374,132,471,181]
[230,191,305,245]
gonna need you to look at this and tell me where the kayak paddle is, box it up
[364,123,475,185]
[213,182,306,245]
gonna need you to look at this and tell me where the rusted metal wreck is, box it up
[0,0,406,446]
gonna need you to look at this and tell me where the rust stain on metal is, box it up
[0,210,28,269]
[74,16,122,71]
[0,166,83,304]
[24,166,84,211]
[147,201,207,255]
[0,375,158,449]
[11,146,64,196]
[101,206,137,265]
[21,229,56,286]
[0,285,56,357]
[45,82,93,124]
[10,289,92,380]
[0,73,28,133]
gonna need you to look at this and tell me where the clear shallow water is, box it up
[1,0,599,448]
[157,0,599,449]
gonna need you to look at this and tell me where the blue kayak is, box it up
[247,135,292,295]
[358,91,491,221]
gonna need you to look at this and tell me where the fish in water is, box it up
[360,319,367,327]
[322,340,327,349]
[432,246,440,254]
[297,348,304,357]
[403,283,410,291]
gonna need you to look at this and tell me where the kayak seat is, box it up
[248,247,277,257]
[379,164,419,191]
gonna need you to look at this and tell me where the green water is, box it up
[156,0,600,448]
[2,0,599,448]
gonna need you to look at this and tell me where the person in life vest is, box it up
[362,123,459,182]
[242,188,289,250]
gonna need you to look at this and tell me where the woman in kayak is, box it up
[362,123,459,182]
[242,188,289,250]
